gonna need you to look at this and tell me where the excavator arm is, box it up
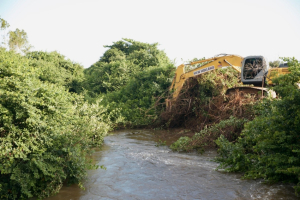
[169,54,244,99]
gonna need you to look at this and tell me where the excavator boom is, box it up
[169,54,244,99]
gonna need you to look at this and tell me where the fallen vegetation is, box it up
[160,68,257,152]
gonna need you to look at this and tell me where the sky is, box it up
[0,0,300,68]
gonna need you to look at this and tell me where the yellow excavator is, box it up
[168,54,290,107]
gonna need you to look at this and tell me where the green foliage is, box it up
[269,60,281,68]
[155,139,167,147]
[82,38,175,127]
[0,48,110,199]
[185,57,209,72]
[84,38,171,95]
[8,28,32,54]
[215,57,300,196]
[194,67,242,101]
[0,17,10,48]
[170,136,191,151]
[26,51,84,93]
[102,64,175,126]
[84,61,131,94]
[0,17,10,30]
[171,116,248,152]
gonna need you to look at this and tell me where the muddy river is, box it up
[46,129,298,200]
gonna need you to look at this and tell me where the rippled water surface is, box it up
[47,129,299,200]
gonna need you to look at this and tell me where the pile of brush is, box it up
[160,68,259,152]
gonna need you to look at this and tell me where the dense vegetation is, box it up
[215,58,300,195]
[84,38,172,95]
[0,48,111,199]
[26,51,84,92]
[83,38,175,126]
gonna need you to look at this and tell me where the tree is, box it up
[8,28,32,54]
[269,60,281,68]
[84,38,172,94]
[0,17,10,30]
[0,17,10,47]
[27,51,85,93]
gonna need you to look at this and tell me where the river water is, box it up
[46,129,298,200]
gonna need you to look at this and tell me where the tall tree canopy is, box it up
[84,38,171,94]
[27,51,84,92]
[81,39,176,126]
[8,28,32,54]
[0,17,10,30]
[0,17,10,47]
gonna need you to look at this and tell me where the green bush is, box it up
[26,51,84,93]
[0,48,110,199]
[170,116,248,152]
[170,136,192,152]
[83,38,172,95]
[82,39,175,127]
[215,57,300,196]
[102,64,175,127]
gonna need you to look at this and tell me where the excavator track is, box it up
[226,86,276,98]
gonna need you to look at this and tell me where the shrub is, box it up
[82,39,176,127]
[170,116,248,152]
[83,38,172,95]
[102,64,175,127]
[26,51,84,93]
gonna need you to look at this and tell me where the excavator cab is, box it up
[241,56,268,86]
